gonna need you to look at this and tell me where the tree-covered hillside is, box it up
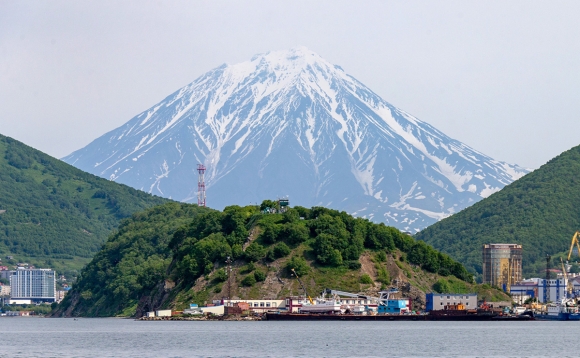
[54,202,490,318]
[416,144,580,277]
[0,134,169,274]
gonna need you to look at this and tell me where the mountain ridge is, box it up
[63,47,528,232]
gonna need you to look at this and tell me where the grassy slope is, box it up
[415,144,580,277]
[0,134,169,275]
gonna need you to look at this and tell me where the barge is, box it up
[264,311,533,321]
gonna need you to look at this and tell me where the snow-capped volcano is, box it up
[63,47,528,232]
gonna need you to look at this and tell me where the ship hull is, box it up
[534,313,580,321]
[264,313,533,321]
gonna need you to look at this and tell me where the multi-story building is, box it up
[9,268,56,303]
[482,243,522,292]
[511,277,568,303]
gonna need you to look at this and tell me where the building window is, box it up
[260,302,264,307]
[266,303,271,307]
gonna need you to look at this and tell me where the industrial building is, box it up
[510,277,580,303]
[482,243,522,292]
[9,268,56,303]
[221,299,285,313]
[425,293,477,312]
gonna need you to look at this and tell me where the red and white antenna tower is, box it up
[197,164,206,207]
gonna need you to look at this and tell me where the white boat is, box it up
[298,297,342,313]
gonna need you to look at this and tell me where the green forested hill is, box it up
[54,202,505,318]
[415,144,580,277]
[0,134,169,273]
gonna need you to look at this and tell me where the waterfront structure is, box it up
[425,293,477,312]
[482,243,522,292]
[220,299,285,313]
[377,298,410,314]
[511,278,568,303]
[156,309,172,317]
[9,268,56,303]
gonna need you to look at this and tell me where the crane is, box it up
[560,257,574,298]
[545,254,551,303]
[567,231,580,261]
[291,268,313,305]
[322,288,399,305]
[322,288,373,300]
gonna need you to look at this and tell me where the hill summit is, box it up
[63,47,528,232]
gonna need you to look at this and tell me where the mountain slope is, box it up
[63,47,528,232]
[415,144,580,276]
[0,134,169,272]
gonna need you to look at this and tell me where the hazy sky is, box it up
[1,0,579,169]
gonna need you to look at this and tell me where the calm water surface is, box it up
[1,318,578,357]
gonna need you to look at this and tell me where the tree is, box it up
[286,256,309,276]
[281,223,309,246]
[282,208,300,223]
[259,223,282,244]
[260,199,277,212]
[222,205,249,246]
[244,242,266,262]
[312,233,337,265]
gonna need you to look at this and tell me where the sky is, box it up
[1,0,579,169]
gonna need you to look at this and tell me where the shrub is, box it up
[241,275,256,287]
[345,260,361,270]
[376,265,390,285]
[376,251,387,262]
[433,279,450,293]
[254,270,266,282]
[360,274,373,284]
[241,262,255,274]
[272,242,291,259]
[212,268,228,283]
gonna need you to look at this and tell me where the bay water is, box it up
[1,318,578,357]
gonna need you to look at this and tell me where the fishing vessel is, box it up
[534,299,580,321]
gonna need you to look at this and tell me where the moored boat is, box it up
[534,299,580,321]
